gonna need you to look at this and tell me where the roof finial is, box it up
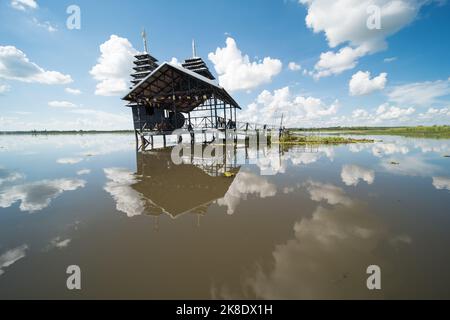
[142,29,148,53]
[192,39,197,58]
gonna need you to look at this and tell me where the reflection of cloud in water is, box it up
[214,203,413,299]
[305,180,353,206]
[413,140,450,155]
[289,152,321,165]
[242,205,386,299]
[256,151,285,175]
[389,235,412,246]
[0,168,24,185]
[103,168,146,217]
[0,179,86,213]
[50,237,71,249]
[381,156,439,177]
[372,143,409,157]
[0,245,28,276]
[432,177,450,191]
[341,165,375,186]
[217,172,277,215]
[0,134,134,155]
[57,157,84,165]
[76,169,91,176]
[348,143,370,153]
[278,146,335,172]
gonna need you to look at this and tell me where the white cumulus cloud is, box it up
[313,46,367,79]
[349,71,387,96]
[90,35,138,96]
[32,18,57,33]
[300,0,432,78]
[0,83,11,94]
[48,100,77,108]
[288,62,302,71]
[0,46,72,84]
[240,86,338,127]
[388,78,450,107]
[11,0,37,11]
[208,37,282,92]
[65,88,82,95]
[376,103,415,120]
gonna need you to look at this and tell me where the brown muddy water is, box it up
[0,133,450,299]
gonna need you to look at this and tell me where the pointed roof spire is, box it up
[192,39,197,58]
[142,29,148,53]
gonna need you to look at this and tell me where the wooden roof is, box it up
[122,62,240,112]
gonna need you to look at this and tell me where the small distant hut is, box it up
[122,32,241,136]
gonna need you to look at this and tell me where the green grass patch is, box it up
[292,126,450,139]
[279,133,374,145]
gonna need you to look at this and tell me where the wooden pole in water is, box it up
[214,94,218,129]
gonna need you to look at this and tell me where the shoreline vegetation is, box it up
[293,125,450,138]
[0,126,448,140]
[279,132,374,146]
[0,130,134,135]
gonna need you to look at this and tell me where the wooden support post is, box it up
[209,98,214,129]
[214,94,218,129]
[256,129,260,148]
[223,102,227,129]
[134,130,139,150]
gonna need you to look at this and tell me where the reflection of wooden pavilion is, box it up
[132,149,240,220]
[122,34,241,141]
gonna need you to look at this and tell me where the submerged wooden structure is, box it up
[132,149,239,221]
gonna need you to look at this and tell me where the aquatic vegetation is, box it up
[279,132,374,146]
[293,126,450,139]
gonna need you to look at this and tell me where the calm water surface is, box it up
[0,133,450,299]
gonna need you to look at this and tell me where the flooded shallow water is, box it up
[0,133,450,299]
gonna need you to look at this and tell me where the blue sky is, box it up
[0,0,449,130]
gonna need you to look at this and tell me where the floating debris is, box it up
[223,172,236,178]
